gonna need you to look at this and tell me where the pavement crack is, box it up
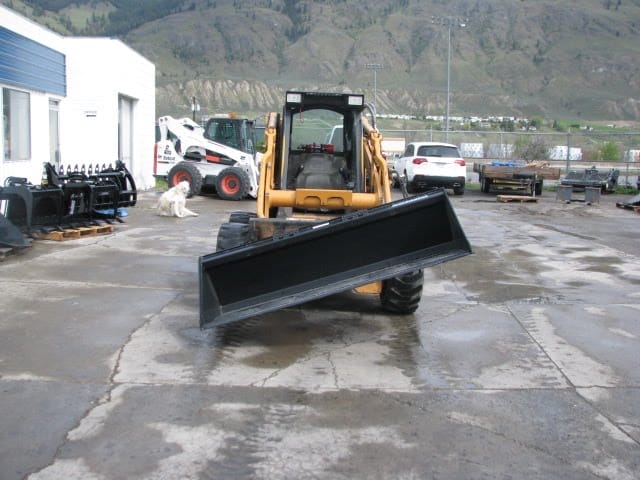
[326,351,340,390]
[388,392,585,472]
[435,264,476,303]
[575,390,640,448]
[509,306,640,448]
[256,367,287,388]
[25,292,182,479]
[506,304,576,389]
[110,292,182,385]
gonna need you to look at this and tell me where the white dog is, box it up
[156,181,199,217]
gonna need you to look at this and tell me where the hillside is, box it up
[5,0,640,121]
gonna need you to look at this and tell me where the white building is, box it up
[459,143,484,158]
[381,137,405,157]
[624,149,640,162]
[487,143,514,159]
[0,5,155,189]
[548,145,583,162]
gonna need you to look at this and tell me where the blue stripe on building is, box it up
[0,26,66,96]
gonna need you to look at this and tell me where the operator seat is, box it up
[294,153,348,190]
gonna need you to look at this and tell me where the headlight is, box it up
[286,93,302,104]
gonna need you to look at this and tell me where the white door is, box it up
[118,95,134,170]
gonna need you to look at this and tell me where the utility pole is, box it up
[431,16,467,142]
[364,63,384,113]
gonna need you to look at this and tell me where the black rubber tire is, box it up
[534,181,543,196]
[380,270,424,314]
[229,211,257,224]
[481,176,491,193]
[405,172,416,193]
[215,167,250,201]
[453,186,465,196]
[167,161,203,197]
[605,179,616,193]
[216,222,251,251]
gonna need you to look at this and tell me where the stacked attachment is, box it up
[0,161,137,236]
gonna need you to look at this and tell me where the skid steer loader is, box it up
[199,91,471,328]
[154,115,260,200]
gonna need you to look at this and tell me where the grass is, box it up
[155,177,168,190]
[61,2,116,31]
[614,185,640,195]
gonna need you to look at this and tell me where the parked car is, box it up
[395,142,466,195]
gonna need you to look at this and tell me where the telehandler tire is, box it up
[216,167,250,201]
[380,270,424,314]
[168,162,203,197]
[216,222,251,251]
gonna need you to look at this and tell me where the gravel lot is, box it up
[1,187,639,479]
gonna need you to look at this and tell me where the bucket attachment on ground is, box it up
[560,166,619,193]
[0,179,65,233]
[0,213,32,248]
[0,162,137,235]
[199,188,472,328]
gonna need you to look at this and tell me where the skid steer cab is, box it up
[153,115,261,200]
[199,91,472,328]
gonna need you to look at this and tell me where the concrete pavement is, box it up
[1,189,639,479]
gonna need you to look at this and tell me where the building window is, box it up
[3,88,31,161]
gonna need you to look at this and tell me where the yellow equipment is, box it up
[199,91,471,328]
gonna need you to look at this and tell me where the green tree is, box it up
[552,119,567,132]
[500,118,514,132]
[599,141,620,161]
[529,116,544,129]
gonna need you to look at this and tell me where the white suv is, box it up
[396,142,466,195]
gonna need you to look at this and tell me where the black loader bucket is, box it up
[199,189,471,328]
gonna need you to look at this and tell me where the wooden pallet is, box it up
[0,246,30,260]
[616,202,640,213]
[497,195,540,203]
[37,225,113,241]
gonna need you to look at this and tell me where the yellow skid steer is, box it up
[199,91,471,328]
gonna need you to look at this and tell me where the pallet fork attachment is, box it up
[199,189,471,328]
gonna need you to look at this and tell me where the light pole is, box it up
[446,23,451,139]
[364,63,384,112]
[191,96,200,122]
[432,16,466,141]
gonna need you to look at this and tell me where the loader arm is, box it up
[201,91,472,329]
[362,123,392,204]
[257,112,279,218]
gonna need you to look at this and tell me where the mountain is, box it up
[6,0,640,122]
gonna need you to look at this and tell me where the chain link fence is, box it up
[379,128,640,187]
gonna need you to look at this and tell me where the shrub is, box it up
[599,142,620,162]
[514,137,549,162]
